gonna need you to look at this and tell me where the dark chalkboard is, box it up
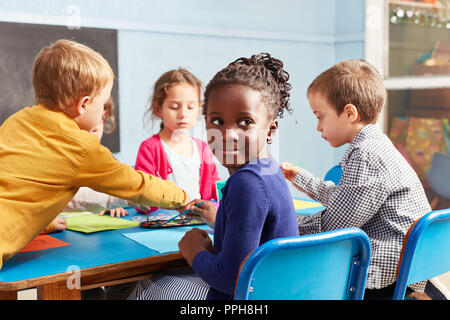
[0,22,120,152]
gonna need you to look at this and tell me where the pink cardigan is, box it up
[135,134,221,212]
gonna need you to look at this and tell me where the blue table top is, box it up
[0,198,324,283]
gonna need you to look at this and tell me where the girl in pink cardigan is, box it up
[135,69,221,213]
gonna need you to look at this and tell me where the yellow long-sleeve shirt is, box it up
[0,104,189,269]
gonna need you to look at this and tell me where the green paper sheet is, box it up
[65,214,139,233]
[58,211,94,218]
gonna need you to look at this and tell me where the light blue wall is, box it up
[0,0,365,196]
[334,0,366,165]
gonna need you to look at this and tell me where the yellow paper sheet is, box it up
[292,199,323,210]
[65,214,139,233]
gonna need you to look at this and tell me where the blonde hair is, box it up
[307,59,386,124]
[33,39,114,110]
[145,68,202,130]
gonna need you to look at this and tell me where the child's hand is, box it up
[178,228,214,266]
[280,162,301,182]
[53,217,67,232]
[99,207,129,217]
[179,199,217,227]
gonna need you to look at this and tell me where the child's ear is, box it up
[153,104,162,118]
[75,96,91,117]
[268,119,279,138]
[344,104,359,123]
[64,96,90,119]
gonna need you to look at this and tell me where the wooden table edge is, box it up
[0,252,185,292]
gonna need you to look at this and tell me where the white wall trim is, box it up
[384,75,450,90]
[0,10,363,45]
[365,0,389,133]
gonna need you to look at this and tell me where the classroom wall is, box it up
[333,0,366,164]
[0,0,365,196]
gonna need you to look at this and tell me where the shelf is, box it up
[384,74,450,89]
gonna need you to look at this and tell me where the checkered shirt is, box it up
[294,124,431,291]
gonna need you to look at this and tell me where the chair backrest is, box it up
[324,164,342,185]
[393,208,450,300]
[234,228,371,300]
[215,180,227,201]
[427,152,450,200]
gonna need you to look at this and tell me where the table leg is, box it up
[37,280,81,300]
[0,290,17,300]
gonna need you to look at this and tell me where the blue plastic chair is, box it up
[393,209,450,300]
[234,228,371,300]
[427,152,450,200]
[324,164,342,185]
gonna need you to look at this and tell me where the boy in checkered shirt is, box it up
[281,59,434,299]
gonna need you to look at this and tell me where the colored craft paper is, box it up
[65,214,139,233]
[406,117,448,180]
[389,117,409,146]
[442,119,450,154]
[123,227,213,253]
[58,211,94,218]
[18,234,70,253]
[292,199,324,210]
[389,117,450,183]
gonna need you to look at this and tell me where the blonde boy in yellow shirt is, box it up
[0,39,189,270]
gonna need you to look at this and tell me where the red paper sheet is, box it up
[18,234,70,253]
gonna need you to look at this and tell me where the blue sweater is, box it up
[192,157,299,300]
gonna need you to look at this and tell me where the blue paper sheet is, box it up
[122,227,213,253]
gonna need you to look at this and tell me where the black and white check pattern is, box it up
[293,124,431,291]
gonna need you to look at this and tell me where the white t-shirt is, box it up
[160,138,201,200]
[62,187,127,213]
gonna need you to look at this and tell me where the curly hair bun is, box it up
[204,53,292,119]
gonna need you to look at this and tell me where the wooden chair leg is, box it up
[37,280,81,300]
[430,196,439,210]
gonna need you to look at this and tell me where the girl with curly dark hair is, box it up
[130,53,298,300]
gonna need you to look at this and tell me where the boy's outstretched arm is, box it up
[298,154,388,235]
[281,162,336,206]
[75,142,189,209]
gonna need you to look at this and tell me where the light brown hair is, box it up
[307,59,386,123]
[33,39,114,110]
[144,68,202,130]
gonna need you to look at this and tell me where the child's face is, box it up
[308,91,354,147]
[205,84,276,172]
[77,80,113,132]
[157,83,200,135]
